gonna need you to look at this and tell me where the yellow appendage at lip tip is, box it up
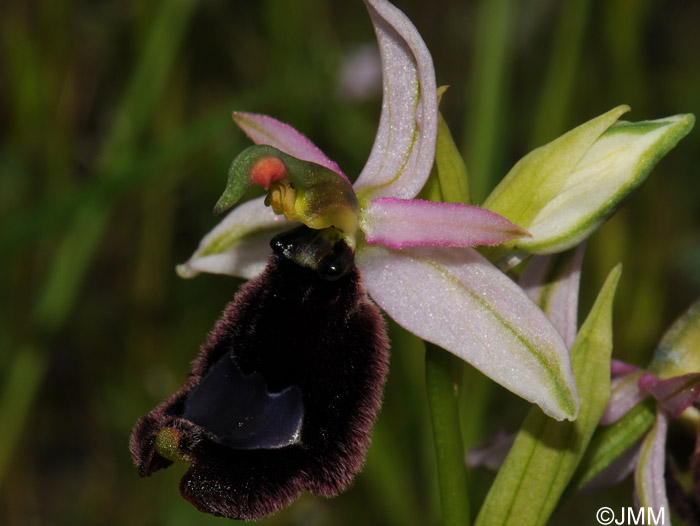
[155,427,191,463]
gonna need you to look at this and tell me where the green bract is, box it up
[483,107,695,256]
[418,88,471,205]
[434,111,472,205]
[568,399,656,494]
[475,265,621,526]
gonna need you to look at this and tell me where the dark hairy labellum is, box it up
[130,232,389,520]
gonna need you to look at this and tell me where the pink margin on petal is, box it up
[361,198,529,249]
[639,372,700,419]
[232,112,349,183]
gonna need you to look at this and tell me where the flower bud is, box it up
[484,107,694,255]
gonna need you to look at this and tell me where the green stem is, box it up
[465,0,514,203]
[458,364,492,456]
[530,0,592,147]
[425,343,471,525]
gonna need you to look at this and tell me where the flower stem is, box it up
[425,342,471,525]
[530,0,592,147]
[464,0,514,203]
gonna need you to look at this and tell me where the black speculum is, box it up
[130,225,389,520]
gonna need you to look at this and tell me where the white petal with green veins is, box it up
[177,196,292,280]
[353,0,438,202]
[357,244,578,421]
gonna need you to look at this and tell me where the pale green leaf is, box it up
[568,398,655,493]
[416,165,444,202]
[418,88,470,205]
[475,265,621,526]
[435,112,471,205]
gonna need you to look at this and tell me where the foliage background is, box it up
[1,0,698,524]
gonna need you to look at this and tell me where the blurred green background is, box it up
[1,0,699,524]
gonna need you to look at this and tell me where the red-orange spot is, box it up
[250,156,287,190]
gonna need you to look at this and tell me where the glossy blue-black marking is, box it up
[183,355,304,450]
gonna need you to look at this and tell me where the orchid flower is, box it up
[597,299,700,525]
[177,0,579,422]
[128,0,698,521]
[129,0,585,520]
